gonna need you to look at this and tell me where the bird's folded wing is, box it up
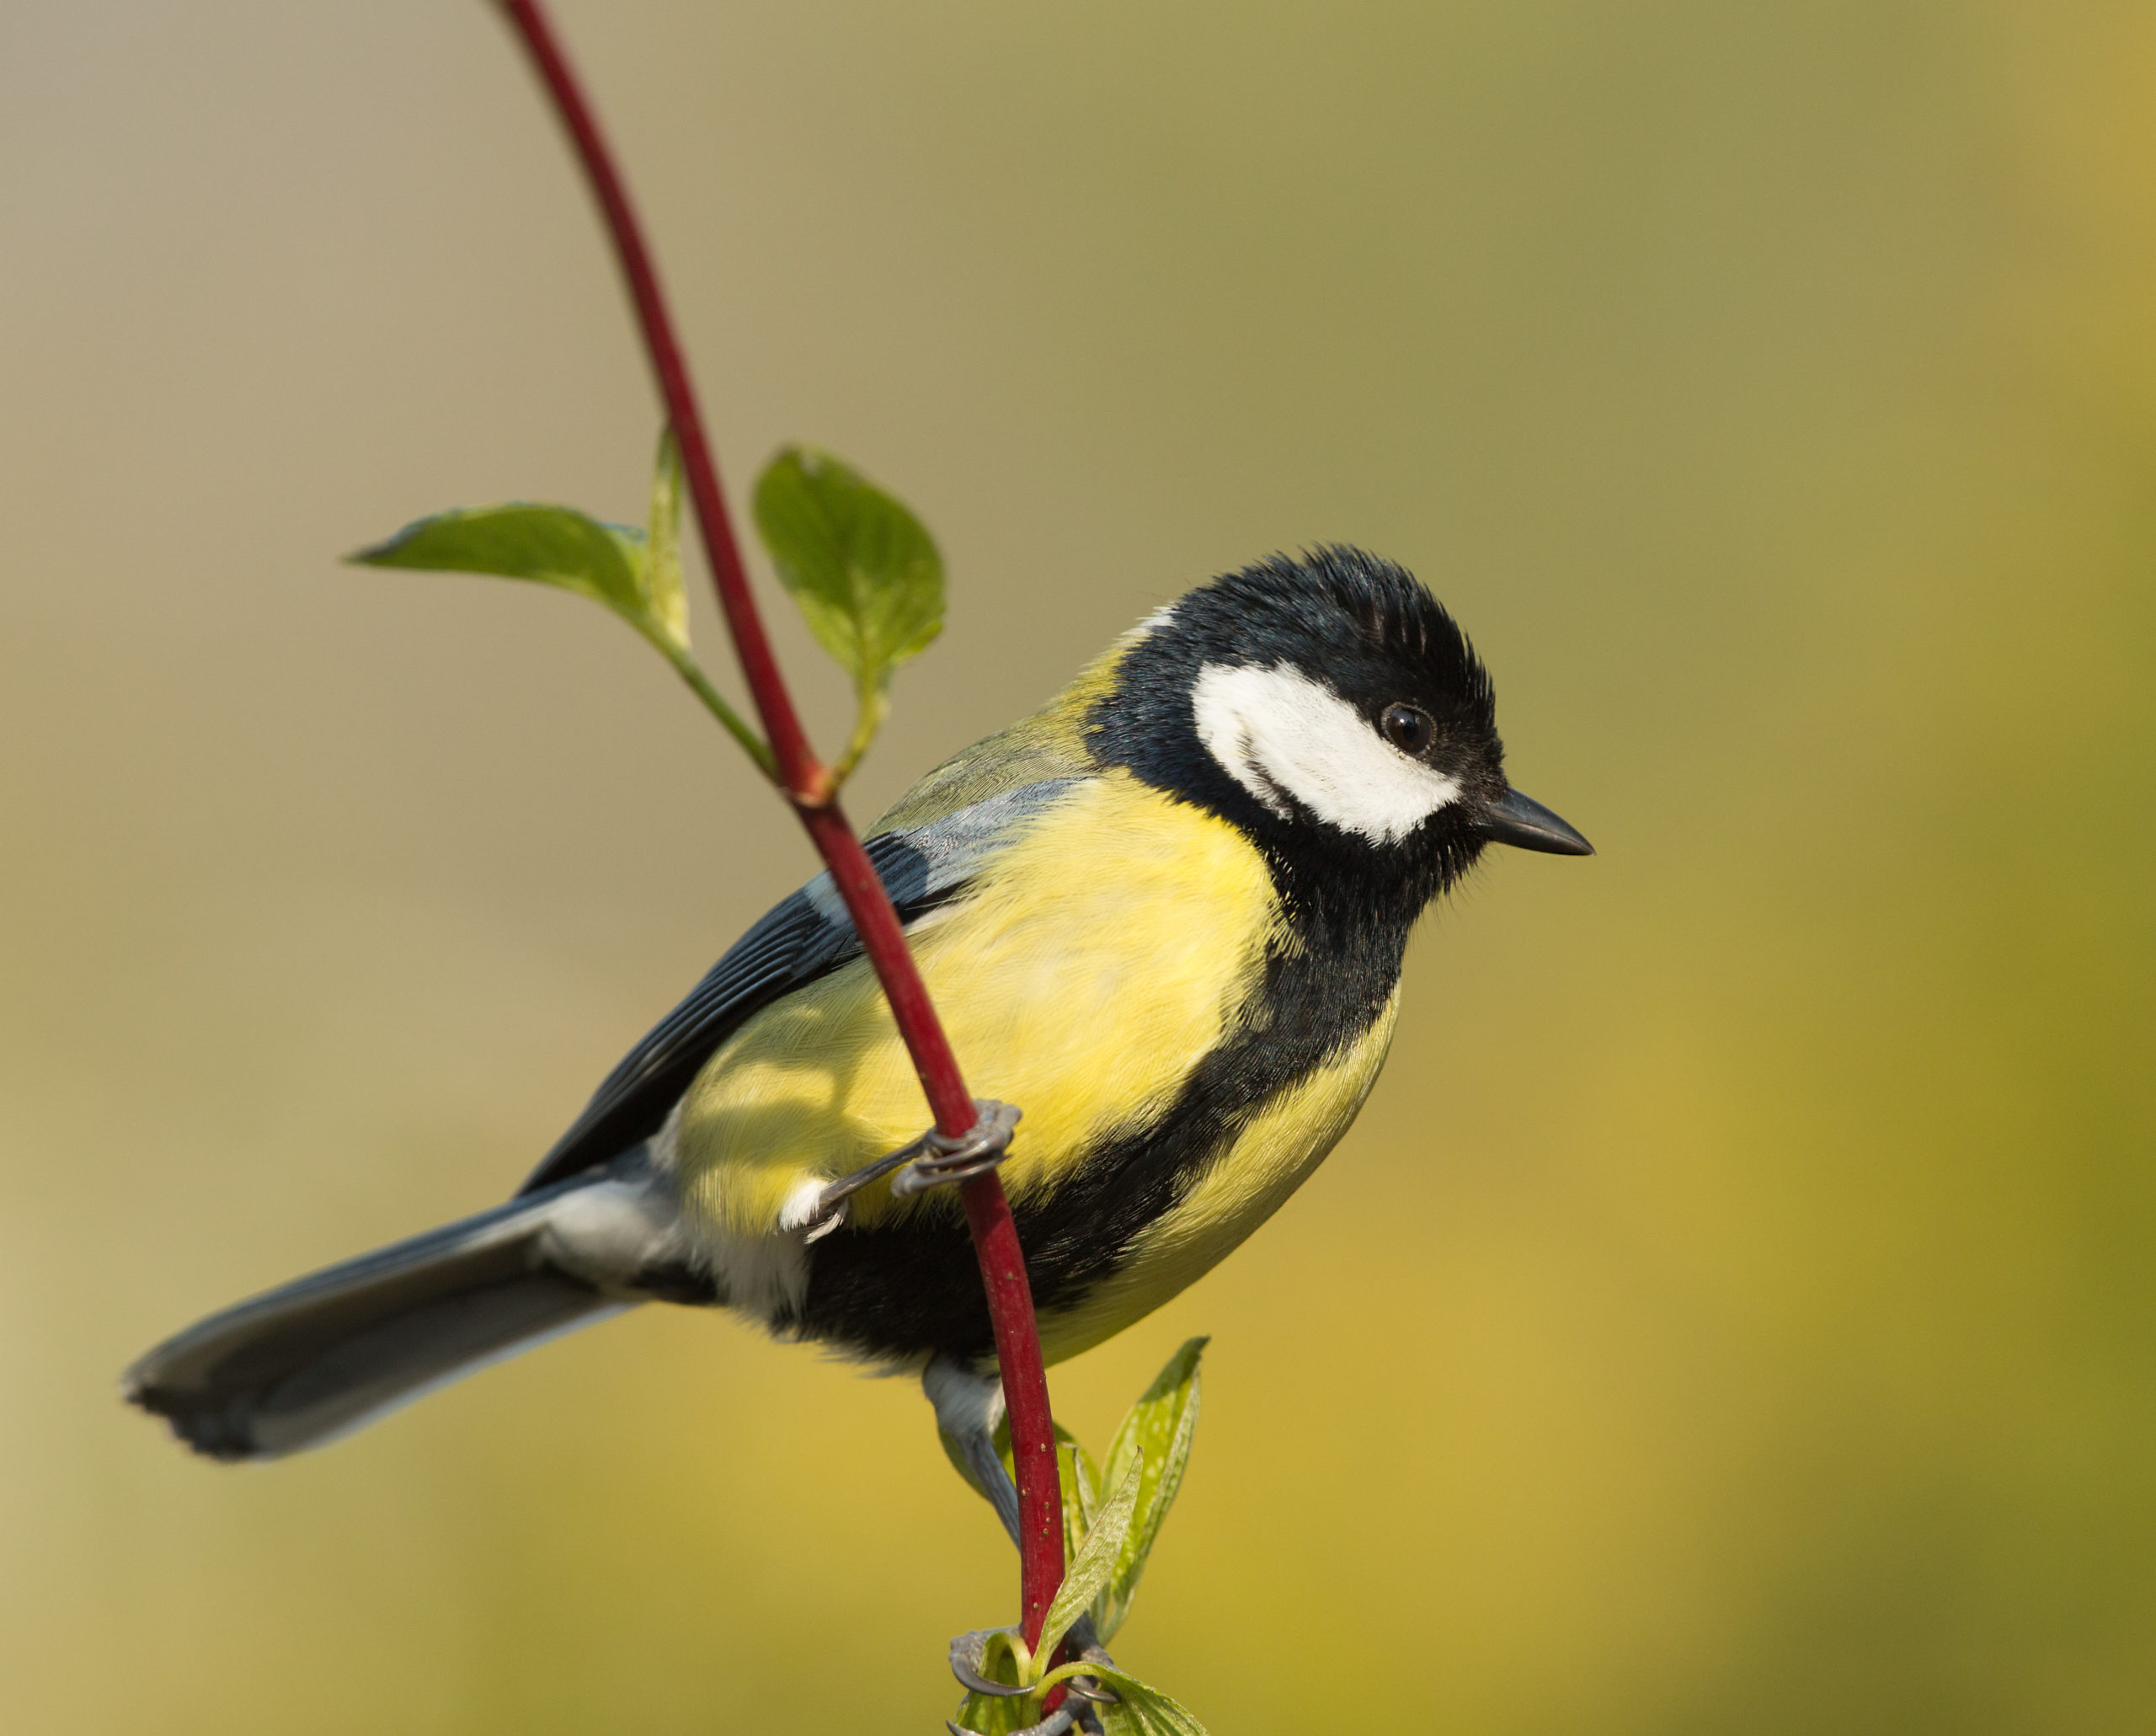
[516,777,1084,1195]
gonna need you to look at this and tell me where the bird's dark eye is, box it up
[1380,703,1436,756]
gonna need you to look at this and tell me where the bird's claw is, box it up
[893,1100,1021,1197]
[799,1146,915,1236]
[947,1626,1029,1699]
[798,1102,1021,1240]
[945,1626,1116,1736]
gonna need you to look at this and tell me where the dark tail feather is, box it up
[124,1156,701,1461]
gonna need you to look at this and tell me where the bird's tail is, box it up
[124,1151,710,1461]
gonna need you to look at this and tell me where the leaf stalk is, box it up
[641,622,776,779]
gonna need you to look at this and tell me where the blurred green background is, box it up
[3,2,2153,1730]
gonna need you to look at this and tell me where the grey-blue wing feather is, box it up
[517,779,1081,1195]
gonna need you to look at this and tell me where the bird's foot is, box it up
[893,1099,1021,1198]
[792,1101,1018,1241]
[946,1626,1118,1736]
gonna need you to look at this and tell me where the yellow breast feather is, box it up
[1031,987,1400,1365]
[673,772,1283,1249]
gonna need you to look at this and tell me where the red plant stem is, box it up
[494,0,1065,1654]
[798,806,1067,1641]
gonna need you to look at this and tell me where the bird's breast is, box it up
[672,772,1284,1243]
[1023,988,1400,1363]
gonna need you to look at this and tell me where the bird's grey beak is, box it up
[1481,788,1594,855]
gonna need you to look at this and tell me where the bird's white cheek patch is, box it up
[1191,662,1461,844]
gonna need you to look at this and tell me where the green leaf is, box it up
[643,429,689,649]
[1056,1422,1102,1568]
[1034,1663,1208,1736]
[750,446,942,778]
[352,501,649,622]
[350,487,773,777]
[1092,1338,1207,1642]
[947,1695,1042,1736]
[1037,1456,1142,1670]
[984,1417,1094,1578]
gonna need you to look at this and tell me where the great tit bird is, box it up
[125,545,1590,1498]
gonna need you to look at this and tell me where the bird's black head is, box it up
[1086,546,1590,915]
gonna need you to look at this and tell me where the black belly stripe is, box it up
[787,873,1417,1365]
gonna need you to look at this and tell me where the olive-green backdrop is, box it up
[3,3,2152,1730]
